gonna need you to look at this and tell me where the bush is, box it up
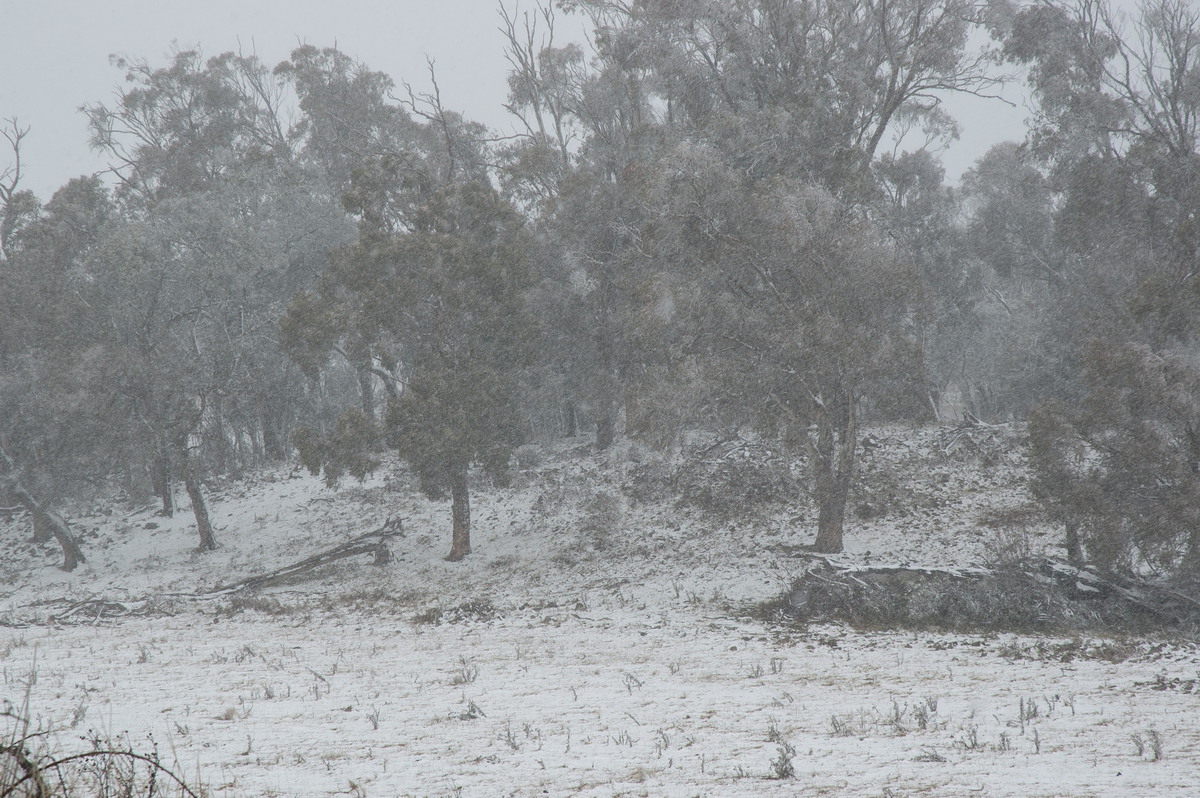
[1029,342,1200,581]
[580,490,623,550]
[672,442,797,521]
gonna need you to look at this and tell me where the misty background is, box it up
[1,0,1027,199]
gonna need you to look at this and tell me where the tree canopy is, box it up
[4,0,1200,577]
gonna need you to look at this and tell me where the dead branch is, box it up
[207,517,403,594]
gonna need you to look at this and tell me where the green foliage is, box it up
[1005,0,1200,581]
[284,135,538,551]
[643,146,924,435]
[279,290,342,380]
[274,44,421,192]
[293,409,382,488]
[1030,342,1200,578]
[566,0,993,188]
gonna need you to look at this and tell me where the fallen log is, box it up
[206,517,403,595]
[778,558,1200,634]
[53,600,133,624]
[37,519,404,623]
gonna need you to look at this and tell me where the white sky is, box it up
[0,0,1028,202]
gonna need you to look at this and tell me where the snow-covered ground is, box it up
[3,427,1199,796]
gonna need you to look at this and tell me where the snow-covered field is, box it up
[3,427,1199,796]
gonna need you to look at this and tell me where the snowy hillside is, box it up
[3,426,1198,797]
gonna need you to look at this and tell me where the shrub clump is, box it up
[671,442,797,521]
[3,704,202,798]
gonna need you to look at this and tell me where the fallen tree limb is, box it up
[42,518,404,623]
[778,558,1200,634]
[206,517,403,595]
[53,600,132,623]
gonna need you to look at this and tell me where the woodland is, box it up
[3,0,1200,591]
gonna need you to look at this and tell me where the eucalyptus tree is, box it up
[499,3,669,449]
[276,45,423,194]
[81,48,346,549]
[0,118,38,262]
[951,142,1069,418]
[275,45,464,418]
[283,104,537,561]
[498,0,993,549]
[997,0,1200,578]
[996,0,1199,307]
[560,0,1003,193]
[1030,343,1200,578]
[872,149,970,421]
[0,157,99,569]
[637,144,922,552]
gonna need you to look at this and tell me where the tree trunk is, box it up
[446,467,472,561]
[358,368,376,420]
[152,446,175,517]
[178,441,217,552]
[31,511,54,543]
[594,278,620,450]
[813,483,848,553]
[563,400,578,438]
[596,398,617,450]
[261,401,286,461]
[28,502,86,572]
[0,444,86,572]
[809,396,857,554]
[1064,518,1084,568]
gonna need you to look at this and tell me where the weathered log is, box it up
[207,517,402,594]
[781,558,1200,634]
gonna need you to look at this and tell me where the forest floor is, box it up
[2,424,1199,797]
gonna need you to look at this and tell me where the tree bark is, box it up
[31,511,54,543]
[595,398,617,450]
[446,466,472,561]
[1064,518,1084,568]
[594,274,620,450]
[178,441,217,552]
[809,395,857,554]
[27,502,86,572]
[563,400,578,438]
[0,444,86,571]
[152,448,175,517]
[260,399,287,461]
[358,367,376,420]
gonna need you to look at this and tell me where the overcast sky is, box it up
[1,0,1028,202]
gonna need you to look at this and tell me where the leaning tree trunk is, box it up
[446,466,472,561]
[177,441,216,552]
[809,395,857,554]
[0,444,86,572]
[31,509,54,543]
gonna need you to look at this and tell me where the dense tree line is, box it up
[2,0,1198,584]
